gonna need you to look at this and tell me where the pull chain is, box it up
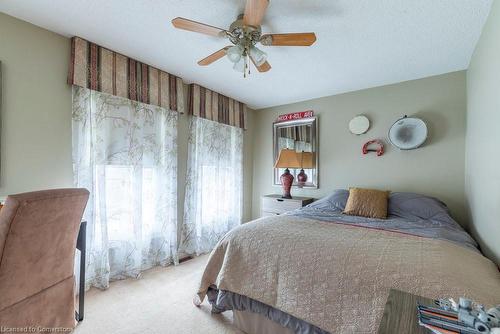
[243,52,250,78]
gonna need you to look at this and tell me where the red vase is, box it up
[280,169,294,199]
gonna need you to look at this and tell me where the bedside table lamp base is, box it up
[280,168,294,199]
[297,169,308,188]
[275,149,302,199]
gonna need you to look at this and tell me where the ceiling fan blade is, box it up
[172,17,226,37]
[243,0,269,27]
[198,47,231,66]
[261,33,317,46]
[250,56,272,72]
[256,61,272,72]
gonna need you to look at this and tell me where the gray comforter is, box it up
[288,191,478,251]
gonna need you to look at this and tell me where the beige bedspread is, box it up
[197,216,500,333]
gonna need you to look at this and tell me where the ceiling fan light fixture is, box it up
[172,1,317,76]
[227,45,243,63]
[233,57,245,73]
[249,46,267,66]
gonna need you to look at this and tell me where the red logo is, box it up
[276,110,314,122]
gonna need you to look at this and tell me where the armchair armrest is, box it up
[0,199,14,269]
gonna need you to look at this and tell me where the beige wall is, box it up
[0,13,73,194]
[252,72,468,225]
[0,13,254,222]
[465,1,500,265]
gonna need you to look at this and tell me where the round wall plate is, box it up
[349,115,370,135]
[388,116,428,150]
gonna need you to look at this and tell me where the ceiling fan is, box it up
[172,0,317,77]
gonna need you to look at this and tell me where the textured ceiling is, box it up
[0,0,492,109]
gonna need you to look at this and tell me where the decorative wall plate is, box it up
[388,116,428,150]
[349,115,370,135]
[362,139,384,157]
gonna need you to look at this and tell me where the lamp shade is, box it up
[249,46,267,66]
[233,58,245,72]
[297,152,315,169]
[274,149,301,169]
[227,45,243,63]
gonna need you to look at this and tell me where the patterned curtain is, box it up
[180,117,243,255]
[72,87,178,289]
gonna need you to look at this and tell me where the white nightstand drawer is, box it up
[261,195,314,217]
[262,197,302,214]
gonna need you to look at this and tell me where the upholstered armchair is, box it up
[0,189,89,331]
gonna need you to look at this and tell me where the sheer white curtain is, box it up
[181,117,243,255]
[72,87,178,289]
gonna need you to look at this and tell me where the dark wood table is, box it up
[75,221,86,322]
[378,289,433,334]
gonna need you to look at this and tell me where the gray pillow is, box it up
[307,190,451,222]
[306,189,349,212]
[388,192,450,220]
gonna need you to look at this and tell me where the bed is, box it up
[195,191,500,334]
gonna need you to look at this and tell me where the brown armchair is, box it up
[0,189,89,331]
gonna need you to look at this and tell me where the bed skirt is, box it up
[233,309,293,334]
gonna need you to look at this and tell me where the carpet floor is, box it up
[73,255,243,334]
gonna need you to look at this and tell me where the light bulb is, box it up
[249,46,267,66]
[226,45,243,63]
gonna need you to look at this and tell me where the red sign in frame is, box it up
[276,110,314,123]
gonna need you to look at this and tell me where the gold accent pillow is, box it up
[343,188,390,219]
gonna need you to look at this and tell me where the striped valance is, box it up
[68,37,184,113]
[188,84,246,129]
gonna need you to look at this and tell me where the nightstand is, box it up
[378,289,433,334]
[261,194,314,217]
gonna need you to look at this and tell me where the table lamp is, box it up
[274,149,301,198]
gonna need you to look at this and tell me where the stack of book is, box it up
[417,298,500,334]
